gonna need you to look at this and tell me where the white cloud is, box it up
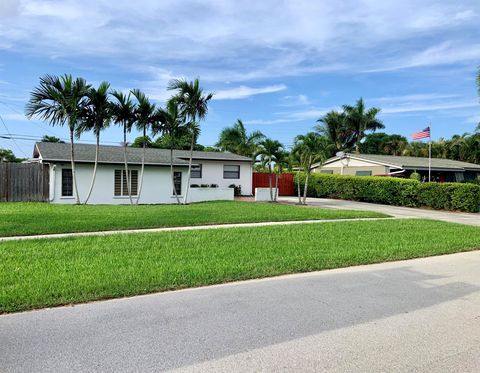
[0,0,478,82]
[214,84,287,100]
[279,94,311,107]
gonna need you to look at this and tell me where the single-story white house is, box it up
[312,153,480,182]
[31,142,253,204]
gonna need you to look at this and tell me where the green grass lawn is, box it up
[0,201,386,237]
[1,219,480,313]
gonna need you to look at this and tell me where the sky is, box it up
[0,0,479,158]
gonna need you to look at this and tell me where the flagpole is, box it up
[428,124,431,182]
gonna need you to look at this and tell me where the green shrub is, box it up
[295,172,480,212]
[410,171,421,181]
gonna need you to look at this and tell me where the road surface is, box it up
[1,251,480,372]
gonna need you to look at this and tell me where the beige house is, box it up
[312,153,480,182]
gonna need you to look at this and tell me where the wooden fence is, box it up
[0,162,49,202]
[252,172,295,196]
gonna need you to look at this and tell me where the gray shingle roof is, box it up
[34,142,252,165]
[324,153,480,171]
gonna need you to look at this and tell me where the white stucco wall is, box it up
[187,187,234,203]
[49,163,188,204]
[312,158,390,176]
[48,160,251,204]
[188,160,252,195]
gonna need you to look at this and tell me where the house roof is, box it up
[317,153,480,172]
[33,142,252,166]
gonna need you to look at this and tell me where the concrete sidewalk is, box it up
[279,196,480,226]
[2,251,480,372]
[0,216,396,241]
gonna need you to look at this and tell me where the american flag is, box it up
[411,127,431,140]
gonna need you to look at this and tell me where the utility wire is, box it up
[0,114,29,158]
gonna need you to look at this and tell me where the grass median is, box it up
[2,219,480,313]
[0,201,387,237]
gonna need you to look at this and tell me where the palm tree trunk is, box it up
[171,147,181,204]
[297,171,302,204]
[274,171,279,201]
[268,163,273,202]
[183,132,195,205]
[302,155,312,205]
[84,133,100,204]
[69,128,81,205]
[136,127,146,205]
[123,126,133,205]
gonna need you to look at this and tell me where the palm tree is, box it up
[111,90,136,204]
[76,82,111,204]
[315,110,354,151]
[168,78,213,205]
[273,150,289,201]
[216,119,265,157]
[25,74,90,204]
[294,132,331,204]
[342,98,384,153]
[383,134,407,156]
[131,89,157,204]
[255,138,284,202]
[154,98,187,204]
[289,148,304,204]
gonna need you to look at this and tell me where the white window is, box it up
[355,170,372,176]
[223,165,240,179]
[114,170,138,196]
[191,164,202,178]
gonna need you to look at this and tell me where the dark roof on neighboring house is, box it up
[316,153,480,172]
[33,142,252,166]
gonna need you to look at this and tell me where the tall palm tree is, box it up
[111,90,136,204]
[168,78,213,204]
[273,150,289,201]
[315,110,354,151]
[294,132,331,204]
[255,138,284,202]
[216,119,265,157]
[131,89,157,204]
[383,134,407,156]
[342,98,384,153]
[25,74,90,204]
[289,147,305,204]
[76,82,112,204]
[154,98,187,204]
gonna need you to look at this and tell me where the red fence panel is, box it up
[252,172,295,196]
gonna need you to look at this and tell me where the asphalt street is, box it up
[1,251,480,372]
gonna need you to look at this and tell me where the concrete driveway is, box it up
[279,196,480,226]
[2,251,480,372]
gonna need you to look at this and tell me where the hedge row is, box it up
[295,173,480,212]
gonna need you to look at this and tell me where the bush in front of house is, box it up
[229,184,242,196]
[295,172,480,212]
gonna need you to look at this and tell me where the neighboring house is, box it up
[312,153,480,182]
[32,142,253,204]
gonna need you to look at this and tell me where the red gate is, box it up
[252,172,295,196]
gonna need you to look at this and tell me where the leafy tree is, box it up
[26,74,90,204]
[382,134,408,156]
[168,78,213,205]
[41,135,64,143]
[154,128,204,150]
[76,82,112,204]
[110,90,136,204]
[342,98,384,153]
[0,148,21,162]
[293,132,331,204]
[216,119,265,157]
[255,138,284,202]
[315,111,353,152]
[131,135,154,148]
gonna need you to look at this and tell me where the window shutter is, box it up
[114,170,122,196]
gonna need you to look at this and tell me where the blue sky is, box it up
[1,0,479,158]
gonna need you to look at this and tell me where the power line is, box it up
[0,114,28,157]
